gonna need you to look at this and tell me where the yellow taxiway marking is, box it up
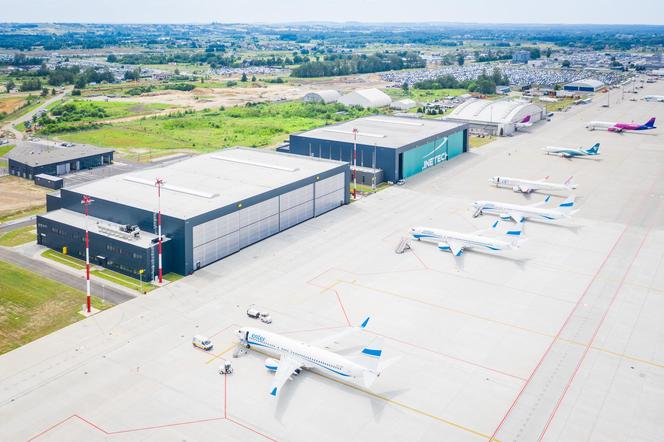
[206,344,237,365]
[247,348,499,441]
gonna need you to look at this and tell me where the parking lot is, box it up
[0,81,663,441]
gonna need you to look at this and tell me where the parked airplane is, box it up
[410,219,524,256]
[586,117,656,132]
[644,95,664,102]
[543,143,600,159]
[472,195,577,222]
[237,318,391,397]
[489,175,577,194]
[515,115,533,129]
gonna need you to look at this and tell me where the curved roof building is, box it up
[445,98,545,136]
[303,90,341,104]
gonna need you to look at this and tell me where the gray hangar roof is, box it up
[293,115,466,149]
[5,142,114,167]
[68,147,347,220]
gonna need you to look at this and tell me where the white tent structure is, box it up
[303,90,341,104]
[444,98,545,136]
[338,88,392,108]
[390,99,417,110]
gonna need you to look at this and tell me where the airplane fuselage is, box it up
[239,327,368,381]
[587,121,654,132]
[543,146,597,158]
[490,176,576,193]
[410,227,512,252]
[472,201,566,221]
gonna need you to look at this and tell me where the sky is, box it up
[4,0,663,25]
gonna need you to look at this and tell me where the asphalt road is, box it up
[0,247,135,305]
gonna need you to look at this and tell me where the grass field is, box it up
[385,88,469,103]
[0,260,111,355]
[55,102,376,152]
[0,225,36,247]
[533,97,576,113]
[469,134,497,148]
[0,176,48,222]
[50,99,173,123]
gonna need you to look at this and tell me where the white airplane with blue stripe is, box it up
[237,318,390,397]
[409,220,525,256]
[472,195,577,222]
[543,143,600,159]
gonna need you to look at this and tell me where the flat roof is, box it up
[293,115,466,148]
[34,173,63,181]
[68,147,347,220]
[5,141,114,167]
[40,209,163,248]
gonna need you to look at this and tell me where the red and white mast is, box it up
[81,195,94,313]
[352,128,358,199]
[155,178,164,284]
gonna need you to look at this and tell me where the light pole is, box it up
[352,128,358,199]
[81,195,94,313]
[155,178,164,284]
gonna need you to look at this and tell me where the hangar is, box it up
[444,98,545,136]
[303,90,341,104]
[38,148,349,279]
[285,116,468,182]
[6,141,114,179]
[563,78,605,92]
[337,88,392,108]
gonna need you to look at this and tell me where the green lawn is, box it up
[0,260,111,355]
[91,269,156,293]
[0,144,14,158]
[54,101,377,152]
[0,225,36,247]
[41,249,156,292]
[0,206,45,224]
[533,97,575,113]
[41,249,86,270]
[163,272,184,282]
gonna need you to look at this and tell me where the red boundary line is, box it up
[488,222,630,441]
[536,226,652,441]
[332,288,351,326]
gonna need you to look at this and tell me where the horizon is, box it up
[3,0,663,26]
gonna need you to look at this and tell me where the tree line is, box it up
[413,68,509,95]
[291,52,425,78]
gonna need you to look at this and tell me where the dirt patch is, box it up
[0,97,27,114]
[0,176,49,217]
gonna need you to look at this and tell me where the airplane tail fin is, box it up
[521,115,530,123]
[585,143,600,155]
[644,117,656,128]
[557,195,577,216]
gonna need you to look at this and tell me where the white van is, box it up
[192,335,213,351]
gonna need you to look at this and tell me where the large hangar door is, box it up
[279,184,313,231]
[192,212,240,268]
[239,197,279,248]
[315,173,345,216]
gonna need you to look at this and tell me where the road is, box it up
[0,247,135,305]
[1,87,71,141]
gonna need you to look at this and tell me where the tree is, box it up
[51,88,56,95]
[545,48,552,58]
[75,76,87,89]
[5,80,15,93]
[561,60,571,68]
[174,68,180,75]
[40,87,49,97]
[401,82,409,94]
[72,89,82,96]
[241,72,248,82]
[457,54,465,66]
[106,54,118,63]
[251,75,257,82]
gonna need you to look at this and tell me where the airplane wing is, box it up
[446,239,464,256]
[517,185,532,193]
[269,355,303,397]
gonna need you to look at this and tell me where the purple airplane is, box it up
[586,117,656,133]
